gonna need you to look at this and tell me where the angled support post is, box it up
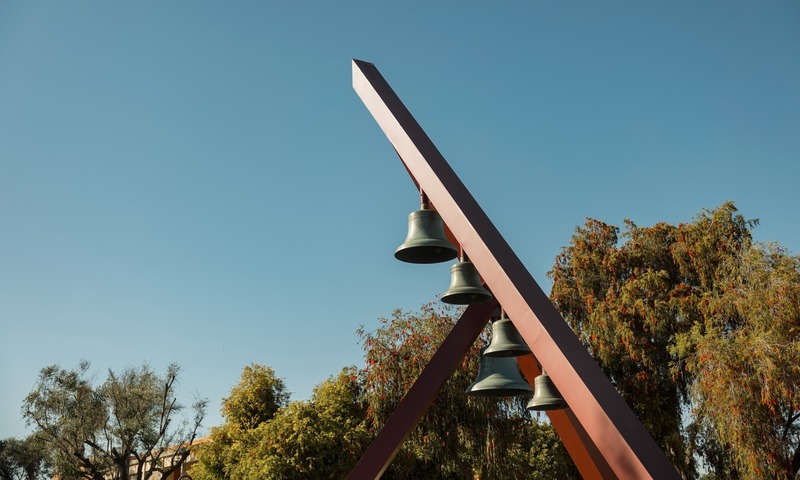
[351,59,679,479]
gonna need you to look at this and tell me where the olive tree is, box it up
[22,361,206,480]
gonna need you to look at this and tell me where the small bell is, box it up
[483,311,531,357]
[394,192,458,264]
[465,346,534,398]
[441,253,492,305]
[526,370,567,411]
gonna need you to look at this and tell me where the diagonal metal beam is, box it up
[352,59,679,479]
[347,301,498,480]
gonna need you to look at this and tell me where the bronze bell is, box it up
[465,346,534,398]
[483,311,531,357]
[441,254,492,305]
[394,193,458,264]
[526,370,567,411]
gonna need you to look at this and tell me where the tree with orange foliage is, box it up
[358,304,577,480]
[550,202,800,479]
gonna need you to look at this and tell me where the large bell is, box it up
[441,255,492,305]
[526,370,567,411]
[394,207,458,264]
[483,312,531,357]
[465,346,534,398]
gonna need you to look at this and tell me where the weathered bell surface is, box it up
[483,312,531,357]
[465,347,534,398]
[526,371,567,411]
[441,259,492,305]
[394,209,459,264]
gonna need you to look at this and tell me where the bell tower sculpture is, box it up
[348,59,679,480]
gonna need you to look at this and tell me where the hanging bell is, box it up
[465,346,534,398]
[483,311,531,357]
[526,370,567,411]
[441,254,492,305]
[394,193,458,264]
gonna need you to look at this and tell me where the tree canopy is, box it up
[193,306,577,479]
[228,367,371,479]
[550,202,800,479]
[0,436,50,480]
[191,202,796,479]
[221,364,290,431]
[358,303,577,479]
[190,364,290,480]
[191,364,369,480]
[22,361,206,480]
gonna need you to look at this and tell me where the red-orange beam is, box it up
[347,301,498,480]
[352,59,679,479]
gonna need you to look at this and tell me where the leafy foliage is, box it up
[192,366,369,480]
[195,306,577,479]
[0,436,50,480]
[358,303,577,479]
[190,364,289,480]
[679,243,800,478]
[22,361,206,480]
[233,368,371,479]
[550,202,800,479]
[221,364,290,431]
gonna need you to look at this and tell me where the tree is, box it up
[549,213,696,476]
[549,202,800,479]
[231,368,371,479]
[678,242,800,478]
[192,364,370,480]
[220,364,290,431]
[0,436,50,480]
[194,308,577,479]
[22,361,206,480]
[190,364,290,480]
[357,303,577,479]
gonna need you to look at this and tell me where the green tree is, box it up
[357,303,577,480]
[191,364,290,480]
[221,364,290,431]
[22,361,206,480]
[0,436,50,480]
[233,368,371,479]
[192,365,370,480]
[194,307,578,479]
[549,202,800,479]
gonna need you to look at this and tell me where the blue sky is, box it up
[1,2,798,438]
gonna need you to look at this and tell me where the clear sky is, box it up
[1,1,798,439]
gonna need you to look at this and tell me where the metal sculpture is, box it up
[349,59,679,480]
